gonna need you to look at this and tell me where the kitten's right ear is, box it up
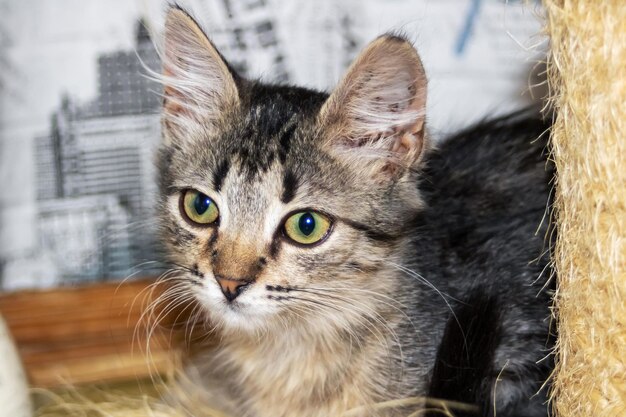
[161,7,239,141]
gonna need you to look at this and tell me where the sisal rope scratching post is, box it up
[544,1,626,416]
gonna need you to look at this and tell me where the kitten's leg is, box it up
[428,290,552,417]
[478,305,553,417]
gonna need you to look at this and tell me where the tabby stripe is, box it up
[268,239,281,260]
[341,218,400,243]
[212,159,230,192]
[281,169,298,204]
[205,229,219,255]
[278,123,297,164]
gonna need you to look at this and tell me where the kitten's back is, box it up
[412,110,554,416]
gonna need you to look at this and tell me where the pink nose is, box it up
[214,275,252,302]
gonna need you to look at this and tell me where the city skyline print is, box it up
[34,21,162,282]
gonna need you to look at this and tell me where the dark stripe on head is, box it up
[213,159,230,192]
[341,218,400,243]
[281,169,298,204]
[278,123,297,164]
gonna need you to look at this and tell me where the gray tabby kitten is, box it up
[156,7,554,417]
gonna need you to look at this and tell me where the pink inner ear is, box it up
[162,64,191,121]
[392,128,424,158]
[314,36,430,177]
[320,41,426,141]
[163,87,184,115]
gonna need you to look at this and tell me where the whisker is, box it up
[284,295,396,361]
[389,262,468,353]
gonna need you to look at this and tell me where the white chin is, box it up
[202,296,276,332]
[192,283,281,332]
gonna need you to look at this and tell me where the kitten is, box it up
[155,7,554,417]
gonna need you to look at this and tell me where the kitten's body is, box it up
[157,9,554,417]
[414,113,554,416]
[173,111,554,417]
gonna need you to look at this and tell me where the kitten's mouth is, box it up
[222,298,243,310]
[195,280,276,330]
[215,299,271,331]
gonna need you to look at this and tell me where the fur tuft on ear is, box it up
[160,7,239,141]
[318,35,428,176]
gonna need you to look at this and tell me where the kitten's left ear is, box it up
[161,7,240,141]
[318,35,428,176]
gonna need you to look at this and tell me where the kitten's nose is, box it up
[214,275,251,302]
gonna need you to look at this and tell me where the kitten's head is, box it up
[157,8,428,334]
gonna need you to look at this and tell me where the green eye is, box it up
[181,190,219,225]
[283,211,332,245]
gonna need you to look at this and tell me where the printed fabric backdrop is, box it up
[0,0,545,290]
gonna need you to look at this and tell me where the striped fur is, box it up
[155,8,554,417]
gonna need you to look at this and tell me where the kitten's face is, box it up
[157,9,428,333]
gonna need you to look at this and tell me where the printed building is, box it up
[35,21,162,282]
[37,195,132,282]
[196,0,289,82]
